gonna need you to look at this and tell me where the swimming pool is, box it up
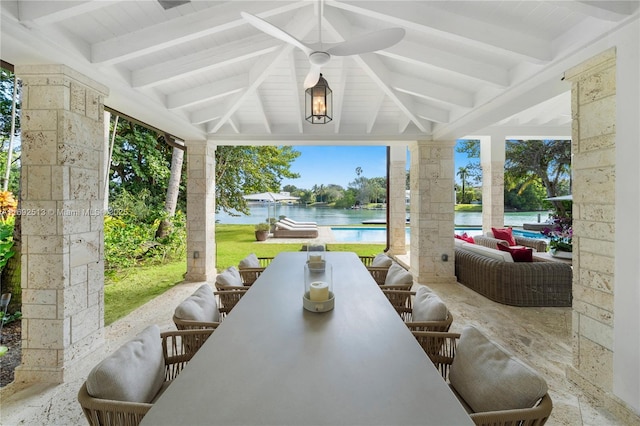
[330,227,546,243]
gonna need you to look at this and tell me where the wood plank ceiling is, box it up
[1,1,638,143]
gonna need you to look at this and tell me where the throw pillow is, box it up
[384,263,413,286]
[491,227,517,246]
[412,286,448,321]
[454,232,475,244]
[371,253,393,267]
[216,266,243,287]
[449,326,548,413]
[174,284,220,323]
[239,253,260,269]
[86,325,165,403]
[496,244,533,262]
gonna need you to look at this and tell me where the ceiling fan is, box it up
[241,2,405,88]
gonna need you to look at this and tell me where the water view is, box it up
[216,204,552,227]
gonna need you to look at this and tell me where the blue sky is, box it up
[281,143,476,189]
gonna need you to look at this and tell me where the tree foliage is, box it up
[215,146,300,214]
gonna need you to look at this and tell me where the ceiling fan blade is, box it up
[327,28,405,56]
[241,12,313,55]
[303,65,321,89]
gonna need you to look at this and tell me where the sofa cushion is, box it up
[412,286,448,321]
[449,326,548,413]
[461,243,514,263]
[371,253,393,267]
[174,284,220,323]
[86,325,165,403]
[216,266,243,287]
[497,244,533,262]
[384,262,413,286]
[491,227,517,246]
[239,253,260,268]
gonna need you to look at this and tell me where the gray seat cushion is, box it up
[86,325,165,403]
[371,253,393,267]
[383,263,413,286]
[449,326,548,413]
[216,266,243,287]
[412,286,447,321]
[239,253,260,268]
[174,284,219,322]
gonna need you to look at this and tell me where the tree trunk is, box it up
[155,143,184,239]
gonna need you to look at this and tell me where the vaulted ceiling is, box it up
[1,1,638,143]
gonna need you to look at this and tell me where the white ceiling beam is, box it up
[378,40,510,88]
[91,1,305,64]
[132,36,279,88]
[167,75,247,110]
[366,91,386,134]
[412,99,450,124]
[398,115,411,134]
[18,0,124,25]
[253,90,272,134]
[390,73,474,108]
[331,60,348,134]
[554,1,639,21]
[326,1,552,63]
[285,54,304,133]
[190,93,244,125]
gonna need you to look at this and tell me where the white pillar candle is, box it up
[309,281,329,301]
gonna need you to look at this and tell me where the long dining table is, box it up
[141,252,473,425]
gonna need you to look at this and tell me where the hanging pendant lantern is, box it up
[305,74,333,124]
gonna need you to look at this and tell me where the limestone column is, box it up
[15,65,108,383]
[409,140,456,285]
[184,140,216,282]
[479,135,506,232]
[565,48,620,411]
[387,145,407,255]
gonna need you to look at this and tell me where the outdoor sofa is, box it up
[454,239,572,307]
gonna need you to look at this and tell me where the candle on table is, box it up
[309,255,322,262]
[309,281,329,301]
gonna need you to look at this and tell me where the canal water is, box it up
[215,204,551,227]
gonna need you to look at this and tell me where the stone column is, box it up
[565,48,619,410]
[387,145,407,255]
[184,140,216,282]
[409,140,456,285]
[479,135,506,232]
[15,65,108,383]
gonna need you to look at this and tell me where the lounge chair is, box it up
[273,221,318,238]
[280,217,318,227]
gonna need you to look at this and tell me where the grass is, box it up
[105,224,386,324]
[454,204,483,212]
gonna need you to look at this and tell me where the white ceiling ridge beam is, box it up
[378,41,509,88]
[210,13,316,134]
[132,36,280,88]
[390,73,474,108]
[209,45,294,133]
[321,8,427,132]
[366,91,386,134]
[332,60,348,134]
[285,54,303,133]
[18,0,126,25]
[553,1,639,21]
[167,75,248,110]
[91,1,305,64]
[326,1,552,63]
[253,90,272,134]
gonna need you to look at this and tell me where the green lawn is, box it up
[105,224,386,324]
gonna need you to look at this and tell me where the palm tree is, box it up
[457,166,469,204]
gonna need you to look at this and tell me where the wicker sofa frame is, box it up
[454,246,572,307]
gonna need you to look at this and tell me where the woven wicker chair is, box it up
[214,289,247,313]
[239,256,274,285]
[359,255,391,285]
[78,328,213,426]
[382,289,453,332]
[410,330,553,426]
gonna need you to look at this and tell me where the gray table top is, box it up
[142,252,472,425]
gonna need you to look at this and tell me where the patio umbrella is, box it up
[242,192,300,223]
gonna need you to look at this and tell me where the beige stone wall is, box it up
[564,49,617,393]
[409,140,456,285]
[16,65,108,383]
[185,141,216,282]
